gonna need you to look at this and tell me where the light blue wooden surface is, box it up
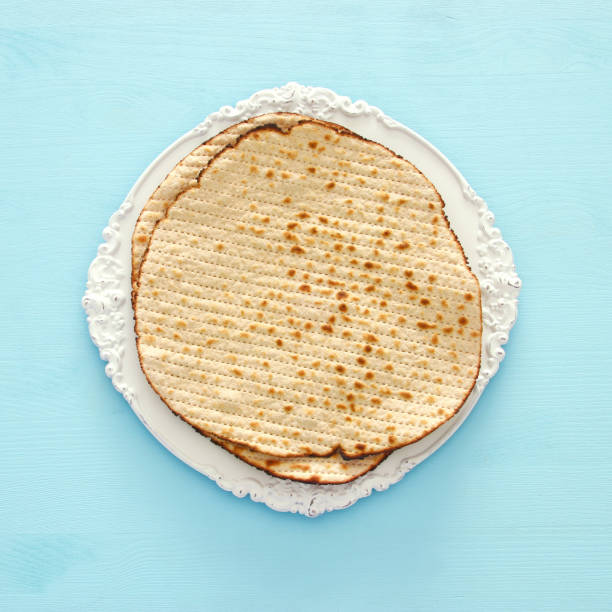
[1,2,611,610]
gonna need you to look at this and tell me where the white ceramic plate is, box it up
[83,83,520,517]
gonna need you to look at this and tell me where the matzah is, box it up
[133,114,387,482]
[134,114,482,459]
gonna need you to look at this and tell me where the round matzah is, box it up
[133,114,387,482]
[135,116,482,459]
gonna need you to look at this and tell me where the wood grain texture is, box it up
[1,1,611,610]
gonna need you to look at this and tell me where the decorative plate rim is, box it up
[82,82,521,517]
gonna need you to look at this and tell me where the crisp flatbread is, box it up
[135,114,482,459]
[133,114,387,483]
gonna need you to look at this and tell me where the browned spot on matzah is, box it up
[417,321,437,330]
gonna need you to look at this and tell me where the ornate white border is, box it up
[83,83,520,517]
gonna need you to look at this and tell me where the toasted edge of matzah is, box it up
[211,437,389,484]
[135,115,482,460]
